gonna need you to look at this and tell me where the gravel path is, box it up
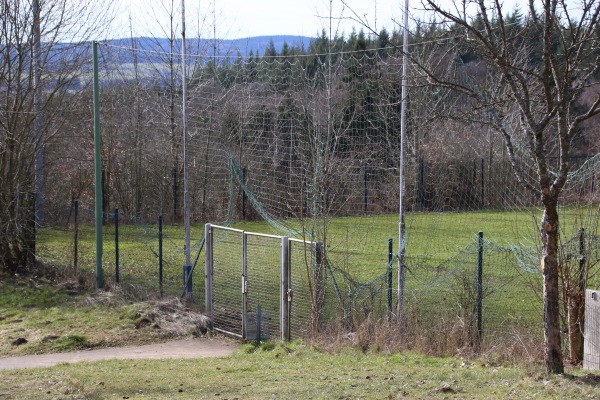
[0,338,237,370]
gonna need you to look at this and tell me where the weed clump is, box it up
[307,313,543,366]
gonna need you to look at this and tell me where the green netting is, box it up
[36,37,600,346]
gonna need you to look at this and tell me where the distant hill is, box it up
[105,35,314,60]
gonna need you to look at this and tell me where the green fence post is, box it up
[477,231,484,345]
[387,238,393,320]
[159,215,163,297]
[93,41,104,289]
[114,208,119,284]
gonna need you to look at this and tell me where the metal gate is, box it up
[205,224,316,340]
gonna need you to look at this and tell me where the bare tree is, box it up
[140,0,183,222]
[340,0,600,373]
[0,0,113,271]
[406,1,600,373]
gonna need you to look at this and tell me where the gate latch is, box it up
[242,275,248,294]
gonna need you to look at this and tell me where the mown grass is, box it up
[37,209,538,295]
[33,207,599,353]
[36,207,583,284]
[1,341,600,399]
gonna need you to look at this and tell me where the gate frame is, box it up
[205,223,311,341]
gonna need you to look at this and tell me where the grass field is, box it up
[33,206,599,352]
[37,208,544,283]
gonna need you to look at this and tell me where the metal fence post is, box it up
[242,167,247,220]
[92,41,103,289]
[114,208,119,284]
[481,158,485,207]
[477,231,484,344]
[183,264,192,297]
[387,238,393,320]
[242,231,248,340]
[303,167,307,217]
[363,164,368,213]
[73,200,79,275]
[419,158,425,210]
[281,236,290,341]
[205,223,213,324]
[172,168,177,221]
[158,215,163,297]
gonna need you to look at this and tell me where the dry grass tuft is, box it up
[144,298,211,336]
[308,312,544,366]
[84,286,212,338]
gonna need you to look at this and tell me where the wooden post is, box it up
[569,228,586,362]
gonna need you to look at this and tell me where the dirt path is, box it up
[0,338,237,371]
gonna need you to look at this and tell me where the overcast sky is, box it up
[112,0,410,40]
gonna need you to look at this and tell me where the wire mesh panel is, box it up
[105,216,163,294]
[289,239,315,338]
[211,226,244,336]
[480,245,542,346]
[400,235,545,349]
[244,232,282,340]
[206,225,317,341]
[46,41,598,354]
[36,205,209,300]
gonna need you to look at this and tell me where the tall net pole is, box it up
[182,0,191,296]
[397,0,409,324]
[93,41,104,289]
[71,20,600,348]
[33,0,44,229]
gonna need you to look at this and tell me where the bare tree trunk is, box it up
[541,202,564,374]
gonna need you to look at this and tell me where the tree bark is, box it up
[541,202,564,374]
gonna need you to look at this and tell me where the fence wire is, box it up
[33,40,600,354]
